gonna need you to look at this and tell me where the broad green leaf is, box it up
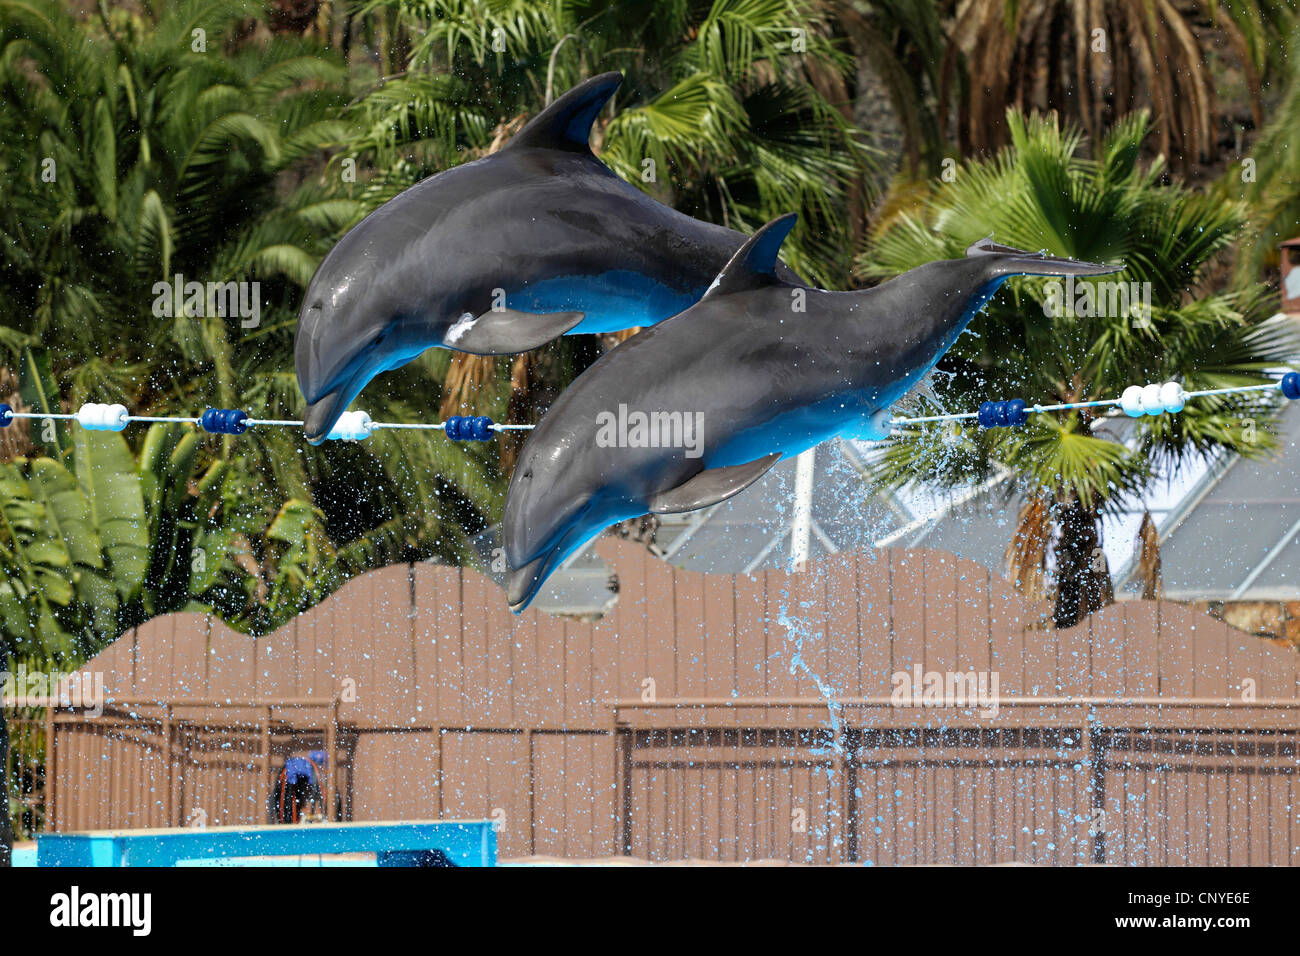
[18,347,68,458]
[73,428,148,600]
[27,457,104,568]
[91,96,117,220]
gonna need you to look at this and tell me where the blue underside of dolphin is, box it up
[502,215,1123,612]
[294,71,801,443]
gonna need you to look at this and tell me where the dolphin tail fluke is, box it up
[447,309,586,355]
[965,237,1122,278]
[507,72,623,154]
[648,453,780,514]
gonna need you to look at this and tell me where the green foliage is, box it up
[341,0,878,288]
[859,109,1294,600]
[1226,24,1300,280]
[0,0,505,663]
[0,427,171,664]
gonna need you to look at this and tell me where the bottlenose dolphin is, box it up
[295,71,801,443]
[503,215,1122,611]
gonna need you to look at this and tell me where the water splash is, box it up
[775,599,849,764]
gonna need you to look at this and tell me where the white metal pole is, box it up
[790,448,816,572]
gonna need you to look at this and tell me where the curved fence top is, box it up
[78,540,1299,727]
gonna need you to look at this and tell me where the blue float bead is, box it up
[1006,399,1028,426]
[0,403,11,428]
[199,408,249,435]
[1282,372,1300,401]
[470,416,493,441]
[993,401,1011,426]
[444,415,463,440]
[977,401,998,428]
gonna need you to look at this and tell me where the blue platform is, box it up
[35,820,497,867]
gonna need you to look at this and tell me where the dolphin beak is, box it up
[506,553,550,613]
[295,303,335,404]
[296,305,387,443]
[302,387,354,445]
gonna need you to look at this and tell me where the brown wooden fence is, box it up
[46,540,1300,864]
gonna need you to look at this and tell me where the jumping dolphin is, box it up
[502,215,1122,611]
[295,71,801,443]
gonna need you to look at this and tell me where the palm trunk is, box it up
[1135,511,1162,600]
[1052,497,1114,629]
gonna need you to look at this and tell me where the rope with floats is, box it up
[2,373,1297,443]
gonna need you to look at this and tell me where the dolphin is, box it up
[502,214,1122,611]
[295,71,801,443]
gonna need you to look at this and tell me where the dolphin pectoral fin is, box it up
[446,309,586,355]
[648,453,781,515]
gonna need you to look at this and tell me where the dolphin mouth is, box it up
[295,305,389,442]
[507,552,552,613]
[504,505,595,612]
[303,386,354,445]
[299,329,404,444]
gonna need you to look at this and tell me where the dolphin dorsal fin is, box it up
[703,213,798,300]
[508,72,623,153]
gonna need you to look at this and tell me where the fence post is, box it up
[1087,725,1107,864]
[0,708,10,866]
[324,700,337,821]
[259,706,272,824]
[44,703,55,833]
[162,705,174,827]
[618,720,633,856]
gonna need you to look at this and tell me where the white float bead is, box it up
[1140,383,1163,416]
[76,404,100,430]
[1159,381,1186,414]
[1120,385,1145,418]
[104,404,129,431]
[77,403,119,431]
[862,408,893,441]
[326,410,374,442]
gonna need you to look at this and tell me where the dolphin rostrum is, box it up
[295,71,800,443]
[502,214,1122,611]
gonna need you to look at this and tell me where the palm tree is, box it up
[835,0,952,177]
[347,0,878,281]
[0,0,506,626]
[859,109,1294,627]
[938,0,1296,172]
[1228,24,1300,281]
